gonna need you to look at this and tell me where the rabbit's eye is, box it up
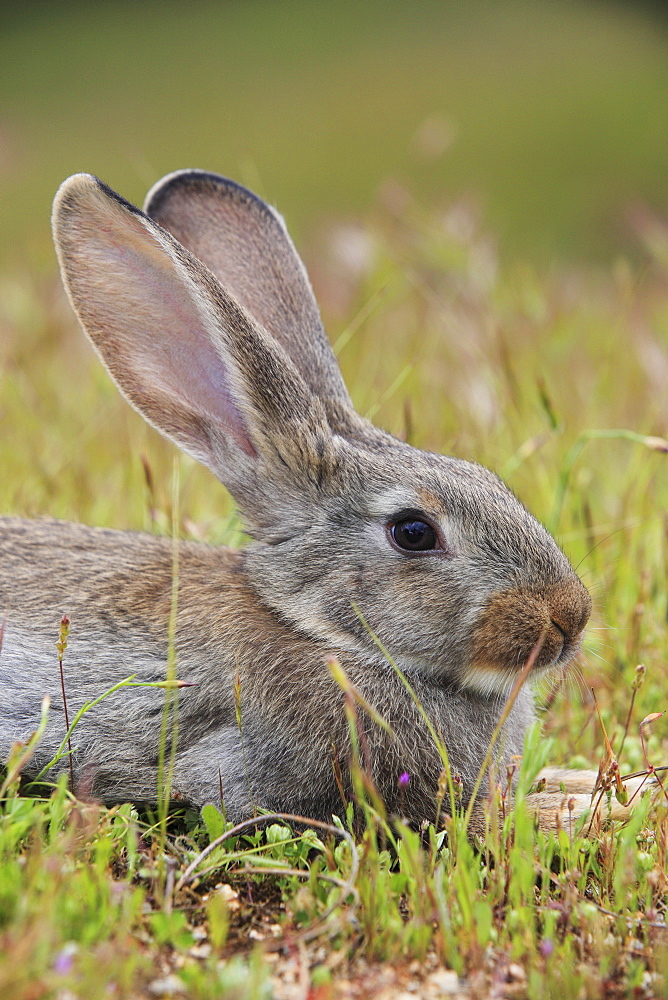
[390,518,438,552]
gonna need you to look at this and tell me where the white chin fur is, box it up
[459,665,525,698]
[461,658,568,698]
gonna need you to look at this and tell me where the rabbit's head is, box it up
[53,171,590,697]
[241,440,590,696]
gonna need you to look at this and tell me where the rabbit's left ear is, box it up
[144,170,353,413]
[52,174,334,524]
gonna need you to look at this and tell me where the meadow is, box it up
[1,3,668,998]
[1,180,667,999]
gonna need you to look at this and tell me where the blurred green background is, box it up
[2,0,667,270]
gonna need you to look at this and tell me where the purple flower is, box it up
[53,943,77,974]
[539,938,555,958]
[398,771,411,788]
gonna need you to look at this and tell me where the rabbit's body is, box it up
[0,516,536,822]
[0,171,591,827]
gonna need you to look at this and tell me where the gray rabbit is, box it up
[0,171,592,830]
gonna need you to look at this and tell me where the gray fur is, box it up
[0,172,591,829]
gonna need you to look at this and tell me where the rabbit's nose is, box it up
[468,574,591,679]
[546,576,592,646]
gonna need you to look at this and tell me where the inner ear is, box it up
[53,174,262,470]
[144,170,353,409]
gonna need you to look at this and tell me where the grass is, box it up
[1,186,667,998]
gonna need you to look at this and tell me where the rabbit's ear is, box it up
[143,170,353,413]
[52,174,332,510]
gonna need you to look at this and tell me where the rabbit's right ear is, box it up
[144,170,353,415]
[52,174,333,515]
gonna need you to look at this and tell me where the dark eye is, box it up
[390,518,438,552]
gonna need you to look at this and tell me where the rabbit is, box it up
[0,169,595,834]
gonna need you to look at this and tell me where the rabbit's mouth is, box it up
[461,634,586,697]
[462,579,591,695]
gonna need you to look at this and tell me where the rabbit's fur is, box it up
[0,171,593,830]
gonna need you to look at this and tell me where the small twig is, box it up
[621,765,668,781]
[624,771,656,810]
[621,765,668,811]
